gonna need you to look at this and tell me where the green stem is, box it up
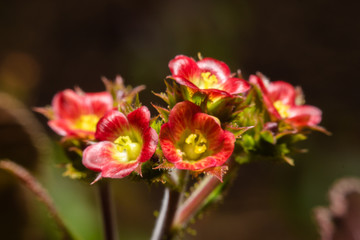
[98,181,118,240]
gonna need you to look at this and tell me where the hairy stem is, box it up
[172,175,221,228]
[0,159,73,240]
[98,181,118,240]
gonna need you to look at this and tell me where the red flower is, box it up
[82,107,158,183]
[250,74,322,127]
[48,89,114,138]
[159,101,235,174]
[168,55,250,98]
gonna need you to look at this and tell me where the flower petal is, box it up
[268,81,296,106]
[127,106,151,132]
[160,124,183,163]
[48,119,94,137]
[85,91,113,117]
[52,89,85,120]
[95,110,129,141]
[82,141,117,171]
[83,141,139,179]
[175,157,217,171]
[192,112,223,150]
[167,101,201,141]
[197,57,231,84]
[137,127,158,162]
[221,77,251,94]
[209,131,235,166]
[169,55,201,80]
[250,75,282,119]
[287,105,322,126]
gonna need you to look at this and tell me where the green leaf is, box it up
[260,130,276,144]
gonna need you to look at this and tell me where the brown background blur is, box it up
[0,0,359,239]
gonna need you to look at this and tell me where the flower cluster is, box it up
[37,55,326,183]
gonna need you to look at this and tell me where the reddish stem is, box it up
[172,176,221,228]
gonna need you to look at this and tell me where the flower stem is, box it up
[98,180,117,240]
[151,187,181,240]
[172,175,221,228]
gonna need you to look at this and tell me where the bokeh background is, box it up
[1,0,359,239]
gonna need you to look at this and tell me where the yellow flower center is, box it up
[114,136,141,162]
[74,114,99,132]
[200,72,218,89]
[273,100,290,118]
[182,130,207,160]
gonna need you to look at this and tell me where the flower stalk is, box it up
[98,181,118,240]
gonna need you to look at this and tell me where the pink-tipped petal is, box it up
[287,105,322,126]
[137,127,158,163]
[83,141,140,179]
[169,55,201,80]
[221,77,251,94]
[82,141,116,171]
[268,81,296,105]
[52,89,84,120]
[197,58,231,84]
[101,161,139,179]
[127,106,151,132]
[48,120,72,136]
[85,91,114,117]
[95,110,129,141]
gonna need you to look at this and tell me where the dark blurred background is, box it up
[0,0,359,239]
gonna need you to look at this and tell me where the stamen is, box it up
[273,101,290,118]
[201,72,218,89]
[114,135,141,162]
[75,114,99,132]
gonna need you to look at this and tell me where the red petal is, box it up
[169,55,201,80]
[287,105,322,126]
[52,89,85,120]
[127,106,151,133]
[85,91,113,117]
[95,110,129,141]
[175,157,217,171]
[210,131,235,166]
[192,113,223,150]
[167,101,201,141]
[170,76,200,90]
[48,119,73,136]
[160,124,183,163]
[249,75,270,95]
[250,75,282,119]
[221,77,250,94]
[137,127,158,163]
[197,57,231,84]
[268,81,296,106]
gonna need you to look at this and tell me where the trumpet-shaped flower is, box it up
[47,89,113,138]
[159,101,235,175]
[82,107,158,183]
[250,74,322,127]
[168,55,250,98]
